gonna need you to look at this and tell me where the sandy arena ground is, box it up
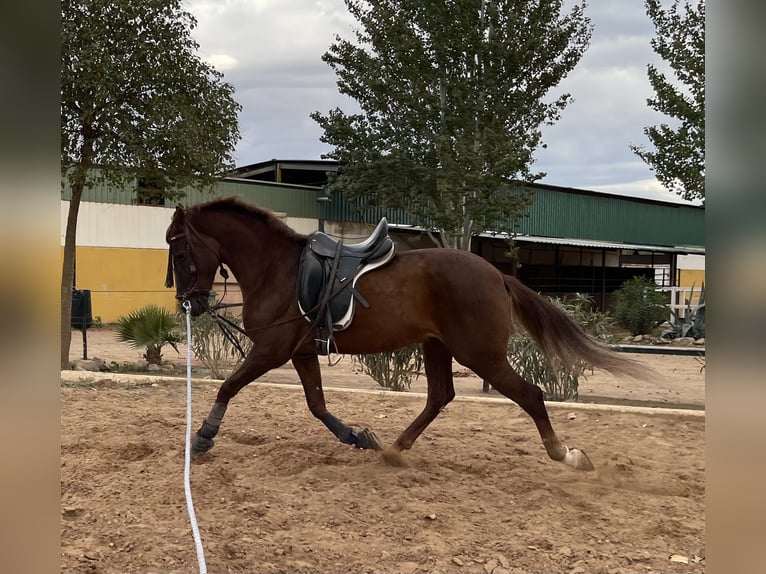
[62,328,705,573]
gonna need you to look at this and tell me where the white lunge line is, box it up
[183,301,207,574]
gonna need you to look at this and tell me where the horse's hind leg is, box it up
[474,358,595,471]
[384,339,456,466]
[292,355,382,450]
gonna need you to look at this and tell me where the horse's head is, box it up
[165,205,222,317]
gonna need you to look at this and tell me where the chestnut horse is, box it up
[166,197,641,471]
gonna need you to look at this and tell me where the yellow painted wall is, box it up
[66,246,178,323]
[677,269,706,306]
[678,269,705,288]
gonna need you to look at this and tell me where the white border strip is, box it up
[61,371,704,418]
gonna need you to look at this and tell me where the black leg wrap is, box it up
[198,420,219,439]
[321,414,382,450]
[321,413,354,444]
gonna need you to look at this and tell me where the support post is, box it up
[81,324,88,360]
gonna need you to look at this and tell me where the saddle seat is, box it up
[308,217,392,260]
[297,218,396,355]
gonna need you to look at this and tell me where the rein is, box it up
[169,205,358,362]
[205,243,361,362]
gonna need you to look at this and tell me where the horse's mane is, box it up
[188,196,307,242]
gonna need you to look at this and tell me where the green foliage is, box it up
[60,0,241,369]
[507,294,610,401]
[312,0,592,250]
[356,344,424,392]
[60,0,241,193]
[631,0,705,203]
[661,283,705,340]
[190,312,252,379]
[116,305,181,365]
[561,292,616,344]
[611,276,669,336]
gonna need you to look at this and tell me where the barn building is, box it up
[61,160,704,323]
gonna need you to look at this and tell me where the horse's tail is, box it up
[503,275,645,379]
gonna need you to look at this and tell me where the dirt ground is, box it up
[61,328,705,573]
[70,327,705,410]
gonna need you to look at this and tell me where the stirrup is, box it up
[315,337,330,355]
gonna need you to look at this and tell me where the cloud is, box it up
[590,178,697,205]
[185,0,689,201]
[534,2,670,191]
[189,0,354,73]
[204,53,238,71]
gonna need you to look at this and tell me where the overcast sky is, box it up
[186,0,695,204]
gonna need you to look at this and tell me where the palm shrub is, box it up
[356,344,423,392]
[190,312,252,379]
[507,294,613,401]
[611,275,668,336]
[116,304,181,365]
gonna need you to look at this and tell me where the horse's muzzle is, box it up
[178,293,210,317]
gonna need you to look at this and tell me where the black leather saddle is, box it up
[297,218,396,355]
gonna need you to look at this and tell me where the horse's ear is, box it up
[173,204,186,225]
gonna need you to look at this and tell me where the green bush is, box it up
[116,304,181,365]
[507,335,586,402]
[507,294,607,402]
[562,292,616,343]
[356,344,423,392]
[190,312,252,379]
[610,276,668,336]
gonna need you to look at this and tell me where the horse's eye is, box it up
[175,251,186,261]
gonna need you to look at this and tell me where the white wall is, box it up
[61,201,318,248]
[677,254,705,270]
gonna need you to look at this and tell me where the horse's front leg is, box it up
[291,354,383,450]
[192,350,282,457]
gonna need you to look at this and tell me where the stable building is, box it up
[61,160,704,322]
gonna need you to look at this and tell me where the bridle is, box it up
[165,207,229,302]
[163,205,348,362]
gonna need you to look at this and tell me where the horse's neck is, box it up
[208,217,302,291]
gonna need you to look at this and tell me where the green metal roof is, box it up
[516,185,704,248]
[62,172,703,250]
[62,174,323,220]
[323,184,704,249]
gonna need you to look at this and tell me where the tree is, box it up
[631,0,705,203]
[61,0,241,369]
[312,0,592,250]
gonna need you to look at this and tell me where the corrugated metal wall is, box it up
[60,174,137,204]
[324,186,704,248]
[182,179,322,219]
[516,187,704,247]
[322,193,413,226]
[62,176,322,219]
[62,173,704,248]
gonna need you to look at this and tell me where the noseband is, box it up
[165,209,229,301]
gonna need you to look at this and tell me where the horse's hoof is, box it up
[191,434,215,457]
[563,447,595,471]
[351,427,383,450]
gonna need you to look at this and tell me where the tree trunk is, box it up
[61,136,94,369]
[61,177,84,369]
[145,345,163,365]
